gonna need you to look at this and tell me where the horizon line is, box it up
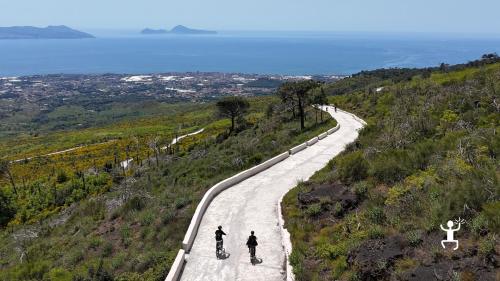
[3,24,500,38]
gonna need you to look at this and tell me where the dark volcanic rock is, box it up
[348,236,405,280]
[403,256,497,281]
[298,182,358,217]
[349,232,499,281]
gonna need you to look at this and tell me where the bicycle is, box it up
[249,246,256,263]
[216,240,225,259]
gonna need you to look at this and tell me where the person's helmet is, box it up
[251,231,254,235]
[218,225,222,230]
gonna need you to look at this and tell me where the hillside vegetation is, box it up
[283,58,499,280]
[0,102,221,225]
[0,95,335,281]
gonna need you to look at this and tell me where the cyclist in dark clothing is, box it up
[215,226,226,258]
[246,231,258,259]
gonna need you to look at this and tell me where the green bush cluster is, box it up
[282,60,500,279]
[334,151,369,183]
[10,173,112,224]
[0,96,336,281]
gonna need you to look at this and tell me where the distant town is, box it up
[0,72,345,118]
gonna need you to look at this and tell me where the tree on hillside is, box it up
[132,136,141,166]
[277,80,321,130]
[313,88,329,122]
[0,189,15,227]
[278,87,297,118]
[0,160,17,196]
[439,63,449,72]
[216,96,250,132]
[148,136,161,166]
[482,53,499,60]
[75,170,86,192]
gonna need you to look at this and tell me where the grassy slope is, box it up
[0,96,336,281]
[283,63,499,280]
[1,97,280,225]
[0,102,211,160]
[0,102,221,226]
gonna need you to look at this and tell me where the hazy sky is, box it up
[1,0,499,34]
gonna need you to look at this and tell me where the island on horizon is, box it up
[0,25,95,39]
[141,25,217,35]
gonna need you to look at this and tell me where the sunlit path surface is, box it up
[181,107,364,281]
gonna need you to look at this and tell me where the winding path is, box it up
[179,107,365,281]
[169,128,205,146]
[9,141,114,163]
[120,128,206,169]
[10,128,205,164]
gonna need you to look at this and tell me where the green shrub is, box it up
[305,203,322,217]
[111,253,126,270]
[161,209,176,225]
[327,243,349,259]
[333,202,343,217]
[247,153,263,165]
[478,234,496,256]
[123,196,146,213]
[439,110,458,132]
[13,260,51,280]
[56,170,69,183]
[353,181,370,199]
[289,249,306,279]
[385,184,409,206]
[47,267,72,281]
[88,236,104,249]
[67,249,85,266]
[78,199,106,221]
[174,196,191,210]
[335,151,369,183]
[370,150,411,183]
[394,258,418,274]
[470,214,489,236]
[102,242,113,257]
[405,230,423,247]
[368,225,385,239]
[0,189,15,227]
[140,210,155,226]
[121,225,132,247]
[84,259,114,281]
[365,206,386,224]
[482,201,500,232]
[331,256,348,279]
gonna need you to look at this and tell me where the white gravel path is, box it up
[180,107,364,281]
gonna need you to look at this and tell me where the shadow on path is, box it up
[217,252,231,260]
[251,257,263,266]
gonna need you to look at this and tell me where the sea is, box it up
[1,30,500,76]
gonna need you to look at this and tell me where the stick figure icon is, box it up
[440,219,461,250]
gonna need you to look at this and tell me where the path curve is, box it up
[120,128,206,169]
[9,140,115,163]
[10,127,205,164]
[162,128,205,150]
[180,107,365,281]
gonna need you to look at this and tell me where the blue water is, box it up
[1,31,500,76]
